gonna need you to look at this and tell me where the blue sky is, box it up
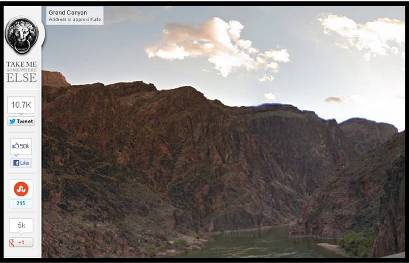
[42,6,405,130]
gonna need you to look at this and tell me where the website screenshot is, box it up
[2,2,406,261]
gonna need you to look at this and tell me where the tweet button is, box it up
[7,117,35,126]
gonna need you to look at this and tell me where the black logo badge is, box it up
[5,17,39,54]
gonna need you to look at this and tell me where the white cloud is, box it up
[264,49,290,63]
[264,92,276,100]
[146,17,290,78]
[259,74,274,82]
[318,14,405,60]
[325,94,366,104]
[325,96,344,103]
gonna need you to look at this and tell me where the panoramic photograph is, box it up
[39,5,404,258]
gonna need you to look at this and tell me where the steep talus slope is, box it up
[42,71,400,257]
[289,132,405,256]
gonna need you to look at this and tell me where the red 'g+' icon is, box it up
[14,181,29,197]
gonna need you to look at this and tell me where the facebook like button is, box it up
[10,158,32,168]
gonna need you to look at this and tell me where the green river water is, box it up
[180,226,344,258]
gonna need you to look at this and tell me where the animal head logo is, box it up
[5,18,38,54]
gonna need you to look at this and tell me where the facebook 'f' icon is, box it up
[13,160,20,167]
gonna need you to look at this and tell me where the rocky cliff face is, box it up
[42,122,179,257]
[289,132,405,256]
[42,70,70,87]
[372,144,405,257]
[340,118,398,155]
[42,71,400,257]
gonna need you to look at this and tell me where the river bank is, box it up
[156,233,209,257]
[178,225,344,258]
[157,225,277,257]
[316,243,348,257]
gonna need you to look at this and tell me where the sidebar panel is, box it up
[4,6,43,258]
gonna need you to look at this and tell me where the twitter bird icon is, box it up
[8,118,16,125]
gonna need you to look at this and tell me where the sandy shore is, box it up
[157,234,209,257]
[382,252,405,258]
[316,242,348,257]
